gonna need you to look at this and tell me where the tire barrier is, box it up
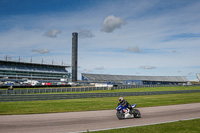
[0,89,200,102]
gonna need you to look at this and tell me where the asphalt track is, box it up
[0,103,200,133]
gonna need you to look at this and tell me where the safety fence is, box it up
[0,89,200,102]
[1,84,198,95]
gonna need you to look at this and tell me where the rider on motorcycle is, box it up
[118,97,133,114]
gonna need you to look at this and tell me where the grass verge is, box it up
[51,86,200,94]
[1,86,200,92]
[6,86,200,94]
[0,92,200,115]
[90,118,200,133]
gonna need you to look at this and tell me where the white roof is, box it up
[82,73,188,82]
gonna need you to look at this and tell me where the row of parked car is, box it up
[0,80,69,87]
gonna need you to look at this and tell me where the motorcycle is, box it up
[116,104,141,119]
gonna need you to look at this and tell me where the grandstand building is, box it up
[82,73,189,85]
[0,60,71,83]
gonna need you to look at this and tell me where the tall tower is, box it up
[72,32,78,82]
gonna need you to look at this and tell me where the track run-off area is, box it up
[0,103,200,133]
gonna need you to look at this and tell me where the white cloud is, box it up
[44,29,61,38]
[101,15,126,33]
[126,46,142,53]
[32,49,50,54]
[140,65,157,70]
[94,66,105,70]
[78,29,95,38]
[81,69,93,73]
[172,50,178,53]
[187,72,193,75]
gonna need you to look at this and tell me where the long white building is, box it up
[82,73,189,85]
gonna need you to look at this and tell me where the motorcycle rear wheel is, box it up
[133,109,141,118]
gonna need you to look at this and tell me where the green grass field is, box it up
[90,118,200,133]
[51,86,200,94]
[1,85,200,92]
[3,86,200,94]
[0,92,200,115]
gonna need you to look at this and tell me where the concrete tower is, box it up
[72,32,78,82]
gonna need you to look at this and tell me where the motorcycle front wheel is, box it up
[116,111,124,120]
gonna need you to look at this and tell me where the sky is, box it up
[0,0,200,81]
